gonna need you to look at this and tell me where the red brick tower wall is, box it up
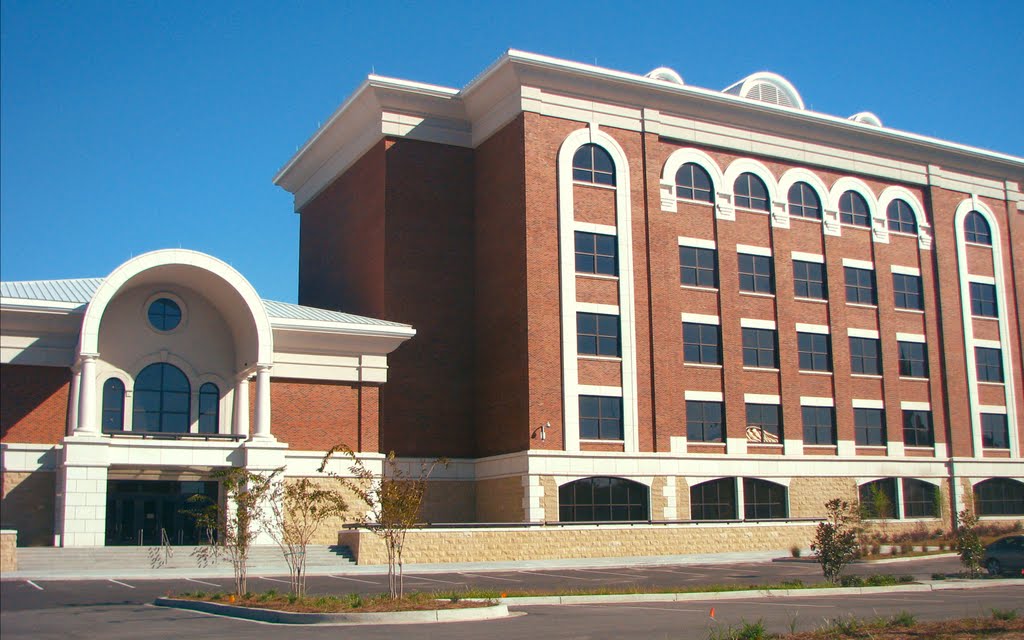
[0,364,70,444]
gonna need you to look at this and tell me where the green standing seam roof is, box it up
[0,278,408,328]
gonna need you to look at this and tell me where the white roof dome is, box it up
[849,111,883,127]
[645,67,684,85]
[723,72,805,110]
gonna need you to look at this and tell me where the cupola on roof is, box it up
[722,72,805,110]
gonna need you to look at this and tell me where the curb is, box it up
[154,597,510,625]
[496,580,1024,606]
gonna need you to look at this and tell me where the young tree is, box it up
[955,508,984,578]
[811,498,860,583]
[319,444,446,599]
[187,467,279,596]
[265,477,348,596]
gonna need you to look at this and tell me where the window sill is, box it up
[579,439,624,444]
[964,241,994,249]
[799,370,833,376]
[904,446,935,451]
[899,376,929,382]
[739,291,776,299]
[684,362,723,369]
[743,367,780,373]
[791,215,824,224]
[577,273,619,281]
[794,297,828,304]
[840,223,872,231]
[888,230,919,239]
[578,355,623,362]
[676,197,714,207]
[846,303,878,310]
[747,442,783,448]
[856,445,888,450]
[895,308,925,314]
[572,181,616,191]
[971,315,998,321]
[803,444,838,449]
[977,381,1006,386]
[851,373,883,379]
[735,206,771,215]
[688,441,726,446]
[681,284,718,293]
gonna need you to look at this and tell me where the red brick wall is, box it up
[269,379,375,452]
[0,364,69,444]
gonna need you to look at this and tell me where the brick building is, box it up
[273,50,1023,549]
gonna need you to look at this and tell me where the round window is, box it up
[147,298,182,331]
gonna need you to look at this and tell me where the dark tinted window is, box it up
[850,337,882,375]
[793,260,827,300]
[738,254,774,294]
[687,401,723,442]
[744,478,788,519]
[802,406,835,445]
[734,173,769,211]
[839,190,870,227]
[572,144,615,186]
[887,199,917,234]
[746,404,781,444]
[577,312,621,357]
[964,211,992,245]
[575,231,617,276]
[974,479,1024,516]
[198,383,219,434]
[559,476,649,522]
[676,163,714,203]
[975,347,1004,383]
[854,407,886,446]
[981,414,1009,449]
[788,182,822,219]
[133,363,190,433]
[579,395,623,440]
[902,479,938,518]
[683,323,721,365]
[969,282,997,317]
[742,328,778,368]
[679,246,717,288]
[844,267,877,305]
[859,478,898,519]
[797,332,831,372]
[898,341,929,378]
[902,410,933,447]
[148,298,181,331]
[893,273,923,311]
[102,378,125,431]
[691,478,736,520]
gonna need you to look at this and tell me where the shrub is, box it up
[898,575,914,583]
[955,509,984,578]
[839,575,864,587]
[811,499,860,583]
[900,543,913,554]
[865,574,898,587]
[888,611,917,627]
[931,572,946,580]
[790,545,801,558]
[992,608,1019,621]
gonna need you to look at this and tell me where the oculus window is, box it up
[148,298,182,332]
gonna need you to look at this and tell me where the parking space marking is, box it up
[517,570,599,581]
[403,575,465,585]
[255,576,290,584]
[734,601,834,608]
[565,604,704,613]
[25,580,43,591]
[461,573,521,582]
[185,578,220,587]
[575,568,648,579]
[108,579,135,589]
[327,575,381,585]
[639,568,709,578]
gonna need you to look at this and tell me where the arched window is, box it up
[839,191,870,227]
[133,363,190,433]
[572,144,615,186]
[859,478,898,519]
[734,173,769,211]
[964,211,992,245]
[690,478,736,520]
[558,477,649,522]
[902,479,938,518]
[675,163,714,203]
[198,382,220,434]
[743,479,788,519]
[974,479,1024,516]
[887,199,917,234]
[101,378,125,431]
[787,182,822,219]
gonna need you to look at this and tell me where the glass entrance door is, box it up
[105,480,218,546]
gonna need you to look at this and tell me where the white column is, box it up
[233,373,250,438]
[252,364,273,440]
[75,354,99,436]
[67,365,82,436]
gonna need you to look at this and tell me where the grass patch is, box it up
[780,615,1024,639]
[174,590,494,613]
[991,608,1018,621]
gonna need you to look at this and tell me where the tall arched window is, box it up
[886,199,917,234]
[964,211,992,245]
[675,163,714,203]
[558,477,649,522]
[101,378,125,431]
[133,363,190,433]
[572,144,615,186]
[734,173,769,211]
[787,182,821,219]
[743,478,788,519]
[690,478,736,520]
[198,382,220,434]
[974,478,1024,516]
[839,191,870,227]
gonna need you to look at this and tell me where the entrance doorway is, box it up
[105,480,218,546]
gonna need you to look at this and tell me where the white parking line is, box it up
[404,575,464,585]
[460,573,521,582]
[575,568,648,579]
[255,576,291,584]
[108,579,135,589]
[185,578,220,587]
[327,575,381,585]
[567,604,705,613]
[518,570,599,581]
[25,580,43,591]
[738,601,834,608]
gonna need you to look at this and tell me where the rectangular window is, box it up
[797,332,832,372]
[575,231,617,276]
[577,312,620,357]
[854,407,886,446]
[738,253,774,294]
[679,246,718,288]
[793,260,827,300]
[802,406,836,445]
[902,410,934,447]
[742,327,778,368]
[892,273,924,311]
[690,479,736,520]
[849,336,882,375]
[981,413,1009,449]
[969,282,998,318]
[902,479,938,518]
[898,341,929,378]
[683,323,721,365]
[975,347,1004,383]
[686,400,724,442]
[746,403,782,443]
[844,266,877,305]
[579,396,623,440]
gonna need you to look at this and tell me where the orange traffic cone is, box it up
[710,607,716,619]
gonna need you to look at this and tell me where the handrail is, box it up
[342,517,823,530]
[101,430,246,441]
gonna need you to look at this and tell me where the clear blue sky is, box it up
[3,0,1021,303]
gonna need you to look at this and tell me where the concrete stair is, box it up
[16,544,355,573]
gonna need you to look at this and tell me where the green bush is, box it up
[839,575,864,587]
[888,611,917,627]
[811,499,860,583]
[992,608,1019,621]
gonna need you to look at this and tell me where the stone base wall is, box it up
[0,530,16,572]
[789,477,858,518]
[1,471,55,546]
[540,476,558,520]
[282,477,368,545]
[338,522,817,565]
[420,480,476,523]
[476,476,524,522]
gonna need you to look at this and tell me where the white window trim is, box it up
[901,401,931,411]
[577,302,620,315]
[682,313,720,325]
[890,265,921,276]
[800,396,834,407]
[740,318,777,330]
[678,236,716,249]
[796,323,830,334]
[852,398,885,409]
[745,393,781,404]
[685,390,724,402]
[842,258,875,270]
[847,327,880,339]
[791,251,824,263]
[896,332,926,343]
[737,244,772,257]
[574,221,617,236]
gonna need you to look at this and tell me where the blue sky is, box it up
[2,0,1021,303]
